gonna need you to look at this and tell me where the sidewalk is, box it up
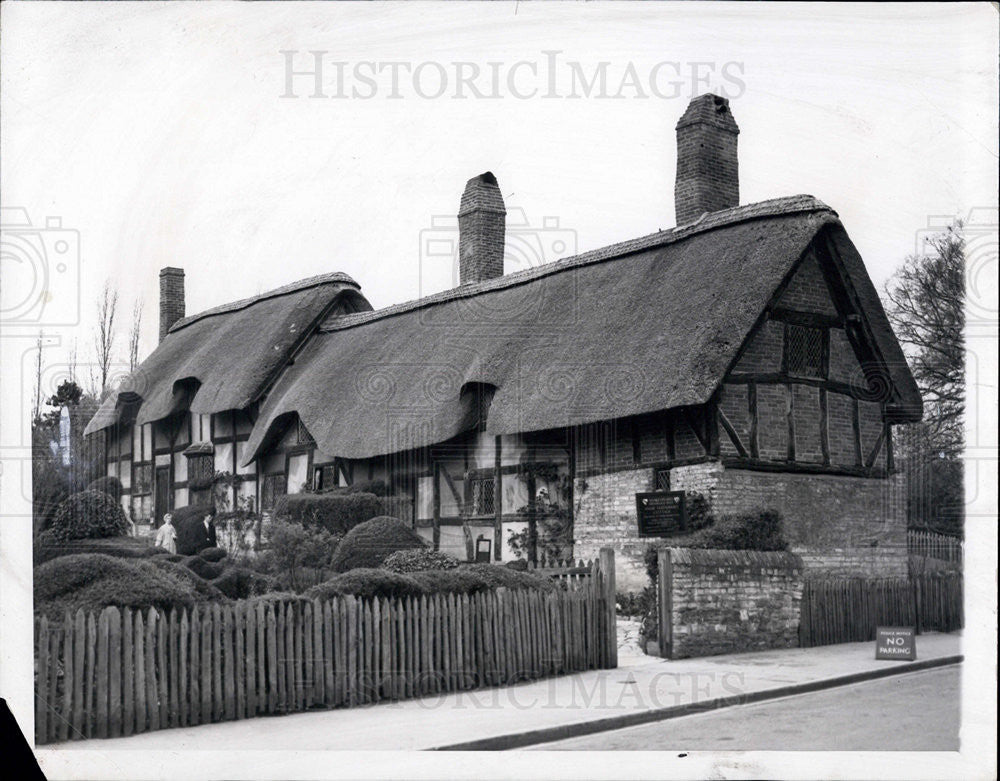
[43,629,962,752]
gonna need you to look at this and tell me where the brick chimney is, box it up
[159,267,185,342]
[674,94,740,226]
[458,172,506,285]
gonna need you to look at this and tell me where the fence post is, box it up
[598,548,617,668]
[657,549,672,659]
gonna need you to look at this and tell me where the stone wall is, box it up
[664,548,803,659]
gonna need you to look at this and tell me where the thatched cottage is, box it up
[85,94,922,588]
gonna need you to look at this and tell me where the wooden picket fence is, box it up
[907,530,963,564]
[528,557,595,590]
[34,549,617,745]
[798,572,963,647]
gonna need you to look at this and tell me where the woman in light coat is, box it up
[154,513,177,553]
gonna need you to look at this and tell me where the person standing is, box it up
[199,508,218,551]
[154,512,177,553]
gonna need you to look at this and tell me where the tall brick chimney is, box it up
[458,172,506,285]
[674,94,740,226]
[159,267,185,342]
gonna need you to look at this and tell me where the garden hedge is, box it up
[305,569,426,601]
[34,553,214,619]
[274,492,410,537]
[329,516,425,573]
[381,549,460,573]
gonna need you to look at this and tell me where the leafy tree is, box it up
[883,224,965,536]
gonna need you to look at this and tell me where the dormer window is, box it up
[785,324,825,378]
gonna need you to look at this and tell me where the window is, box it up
[188,454,214,484]
[296,418,314,445]
[314,463,339,491]
[468,476,495,516]
[261,473,287,511]
[786,324,825,378]
[654,468,671,492]
[133,464,153,494]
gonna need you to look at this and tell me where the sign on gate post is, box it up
[875,626,916,660]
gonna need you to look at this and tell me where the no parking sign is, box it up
[876,626,916,660]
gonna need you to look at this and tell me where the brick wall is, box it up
[575,459,908,587]
[664,548,803,658]
[573,467,654,591]
[691,466,908,577]
[775,252,838,315]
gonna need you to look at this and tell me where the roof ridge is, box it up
[321,195,836,333]
[170,271,359,333]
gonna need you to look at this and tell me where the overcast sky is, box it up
[2,1,997,399]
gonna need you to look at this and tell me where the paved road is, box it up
[530,666,961,751]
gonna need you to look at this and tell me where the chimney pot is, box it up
[674,94,740,226]
[159,267,185,342]
[458,171,506,285]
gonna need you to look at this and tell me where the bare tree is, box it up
[884,224,965,457]
[93,279,119,395]
[32,330,44,423]
[128,297,144,372]
[883,223,965,536]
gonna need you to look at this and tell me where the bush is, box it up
[329,516,425,573]
[214,567,273,600]
[504,559,528,572]
[173,504,215,555]
[86,476,124,502]
[381,549,460,573]
[41,490,131,543]
[259,518,339,593]
[644,509,789,584]
[409,564,557,595]
[199,546,227,563]
[34,554,211,618]
[616,590,654,618]
[147,558,229,602]
[34,535,152,564]
[183,556,224,580]
[306,568,426,601]
[274,492,389,537]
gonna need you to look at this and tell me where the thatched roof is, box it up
[84,273,368,435]
[242,195,922,463]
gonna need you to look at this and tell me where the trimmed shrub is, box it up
[42,490,131,543]
[342,479,388,497]
[409,564,556,595]
[142,547,171,558]
[34,535,152,565]
[329,516,425,573]
[381,549,460,573]
[244,591,310,606]
[504,559,528,572]
[305,569,426,601]
[199,546,227,563]
[34,553,210,619]
[86,476,124,502]
[148,558,228,602]
[183,556,224,581]
[213,567,273,600]
[274,492,386,537]
[173,504,215,555]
